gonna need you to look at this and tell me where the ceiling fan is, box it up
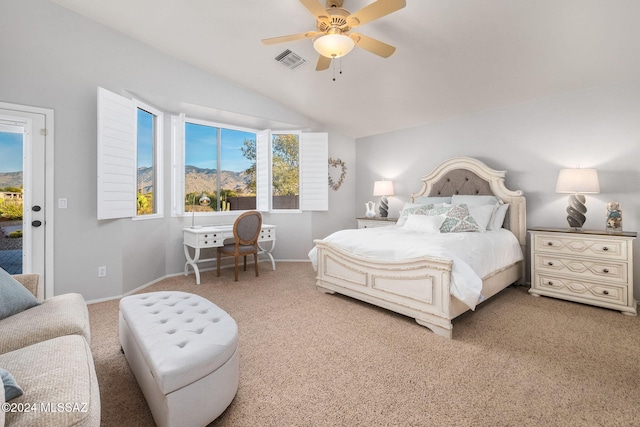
[262,0,406,71]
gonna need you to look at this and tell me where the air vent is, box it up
[275,50,306,70]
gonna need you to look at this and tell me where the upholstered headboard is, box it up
[410,157,526,248]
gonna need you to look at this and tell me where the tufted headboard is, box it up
[410,157,526,249]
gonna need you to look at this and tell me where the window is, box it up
[183,120,257,212]
[97,87,163,220]
[135,103,163,218]
[172,116,328,216]
[271,132,299,210]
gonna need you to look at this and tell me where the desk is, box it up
[183,224,276,284]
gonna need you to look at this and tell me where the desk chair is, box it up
[217,211,262,281]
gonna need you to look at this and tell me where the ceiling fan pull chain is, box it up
[332,58,336,81]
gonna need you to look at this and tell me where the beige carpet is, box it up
[88,262,640,426]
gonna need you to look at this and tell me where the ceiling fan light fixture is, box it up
[313,33,355,58]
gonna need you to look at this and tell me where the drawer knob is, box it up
[603,247,609,251]
[603,290,609,295]
[547,242,553,246]
[548,262,554,266]
[603,268,609,273]
[548,281,553,286]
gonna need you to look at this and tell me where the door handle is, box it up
[32,220,42,227]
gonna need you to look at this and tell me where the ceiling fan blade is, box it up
[349,33,396,58]
[316,55,332,71]
[347,0,406,28]
[262,31,321,45]
[299,0,331,25]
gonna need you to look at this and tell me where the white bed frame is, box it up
[314,157,526,338]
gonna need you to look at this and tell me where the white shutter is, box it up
[171,113,186,216]
[300,132,328,211]
[255,129,271,212]
[97,87,136,220]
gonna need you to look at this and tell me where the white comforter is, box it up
[308,227,523,310]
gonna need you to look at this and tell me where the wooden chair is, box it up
[217,211,262,281]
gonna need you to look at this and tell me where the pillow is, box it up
[402,214,445,233]
[397,204,434,226]
[468,204,497,232]
[0,267,40,321]
[488,203,510,230]
[412,196,452,205]
[451,194,499,206]
[439,204,480,233]
[1,367,23,401]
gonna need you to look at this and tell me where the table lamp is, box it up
[373,181,394,218]
[190,192,211,228]
[555,168,599,230]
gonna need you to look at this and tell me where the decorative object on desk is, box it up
[190,193,211,228]
[555,168,599,230]
[606,202,622,233]
[365,201,376,218]
[373,180,394,218]
[328,157,347,191]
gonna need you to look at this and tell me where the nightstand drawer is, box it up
[533,254,627,284]
[533,233,627,261]
[533,273,627,306]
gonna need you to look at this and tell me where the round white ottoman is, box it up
[119,291,239,427]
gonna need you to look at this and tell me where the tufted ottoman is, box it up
[119,291,239,427]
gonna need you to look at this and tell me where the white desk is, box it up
[183,224,276,284]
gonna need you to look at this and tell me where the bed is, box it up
[310,157,526,338]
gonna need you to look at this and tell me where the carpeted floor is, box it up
[88,262,640,426]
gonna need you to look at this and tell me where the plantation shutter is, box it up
[171,113,186,216]
[255,129,271,212]
[97,87,136,220]
[300,132,328,211]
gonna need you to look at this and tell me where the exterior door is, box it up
[0,103,53,298]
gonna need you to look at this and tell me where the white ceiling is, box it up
[51,0,640,139]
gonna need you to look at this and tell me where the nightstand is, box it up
[528,227,637,315]
[356,217,398,229]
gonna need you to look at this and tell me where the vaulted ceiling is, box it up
[50,0,640,138]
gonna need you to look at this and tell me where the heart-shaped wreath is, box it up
[328,157,347,191]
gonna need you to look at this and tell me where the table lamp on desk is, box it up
[190,192,211,228]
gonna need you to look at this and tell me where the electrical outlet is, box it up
[98,266,107,277]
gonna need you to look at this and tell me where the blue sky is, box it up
[137,109,154,168]
[0,131,23,173]
[185,123,254,172]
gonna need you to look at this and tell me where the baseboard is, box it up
[86,259,311,304]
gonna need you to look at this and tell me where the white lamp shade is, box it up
[373,180,394,196]
[555,168,600,194]
[313,34,355,58]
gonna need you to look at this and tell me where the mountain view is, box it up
[0,171,22,189]
[137,166,252,195]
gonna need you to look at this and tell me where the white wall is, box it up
[356,80,640,295]
[1,0,356,300]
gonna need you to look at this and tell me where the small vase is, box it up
[606,202,622,233]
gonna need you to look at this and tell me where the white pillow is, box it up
[451,195,499,206]
[397,203,433,226]
[488,203,509,230]
[402,214,445,233]
[468,204,497,232]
